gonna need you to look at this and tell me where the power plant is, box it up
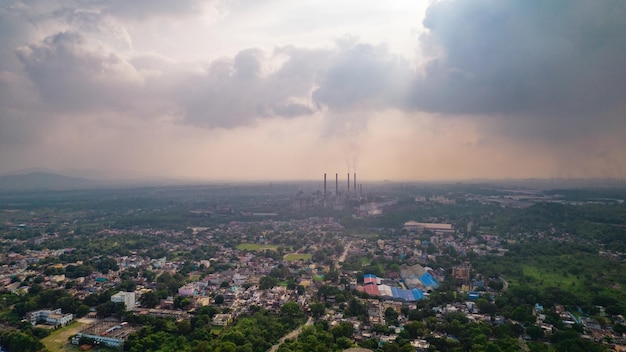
[292,172,380,212]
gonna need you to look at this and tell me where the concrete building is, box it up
[178,284,195,296]
[27,308,73,327]
[402,221,454,235]
[212,313,233,326]
[111,291,136,310]
[452,265,471,285]
[73,322,135,348]
[232,273,248,285]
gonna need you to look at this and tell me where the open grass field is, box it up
[210,326,223,335]
[236,243,280,251]
[284,253,312,261]
[521,264,580,288]
[41,321,85,352]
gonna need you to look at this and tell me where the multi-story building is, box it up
[27,308,73,327]
[111,291,136,310]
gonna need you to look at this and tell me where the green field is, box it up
[41,321,85,352]
[236,243,280,251]
[521,265,579,288]
[284,253,312,261]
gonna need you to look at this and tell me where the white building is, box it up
[402,221,454,235]
[27,308,73,327]
[111,291,136,310]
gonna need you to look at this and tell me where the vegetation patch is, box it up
[210,326,223,335]
[284,253,312,261]
[236,243,280,251]
[521,264,579,288]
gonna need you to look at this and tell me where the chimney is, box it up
[347,173,350,193]
[354,173,356,194]
[335,173,338,196]
[324,173,327,196]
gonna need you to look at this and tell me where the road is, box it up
[269,317,313,352]
[334,241,352,269]
[500,276,509,291]
[270,241,350,351]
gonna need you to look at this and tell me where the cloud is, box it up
[174,46,326,128]
[15,31,144,112]
[411,0,626,121]
[312,42,412,111]
[76,0,207,21]
[13,31,326,128]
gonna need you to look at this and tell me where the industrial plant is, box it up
[291,173,397,216]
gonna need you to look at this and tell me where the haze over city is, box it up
[1,0,625,181]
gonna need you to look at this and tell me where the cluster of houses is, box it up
[4,209,626,351]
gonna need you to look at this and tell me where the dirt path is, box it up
[269,317,313,352]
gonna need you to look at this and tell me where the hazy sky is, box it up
[1,0,625,181]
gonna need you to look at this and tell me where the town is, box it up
[1,181,626,352]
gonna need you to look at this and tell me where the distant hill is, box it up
[0,172,102,191]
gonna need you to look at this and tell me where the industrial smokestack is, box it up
[335,173,338,196]
[354,173,356,194]
[347,173,350,193]
[324,173,327,196]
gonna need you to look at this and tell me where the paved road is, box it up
[269,317,313,352]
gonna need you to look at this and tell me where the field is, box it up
[520,264,580,288]
[284,253,312,261]
[41,321,85,352]
[236,243,280,251]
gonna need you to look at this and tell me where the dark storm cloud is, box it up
[410,0,626,119]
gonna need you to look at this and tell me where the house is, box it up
[232,273,248,285]
[212,313,233,326]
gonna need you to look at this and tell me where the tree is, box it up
[346,298,366,318]
[280,302,304,325]
[259,276,279,290]
[526,324,544,341]
[310,302,326,319]
[477,298,497,315]
[176,320,192,335]
[214,294,224,305]
[385,307,399,326]
[119,280,137,292]
[330,322,353,340]
[174,296,191,309]
[404,321,425,339]
[140,291,159,308]
[296,285,305,296]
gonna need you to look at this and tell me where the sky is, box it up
[1,0,625,181]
